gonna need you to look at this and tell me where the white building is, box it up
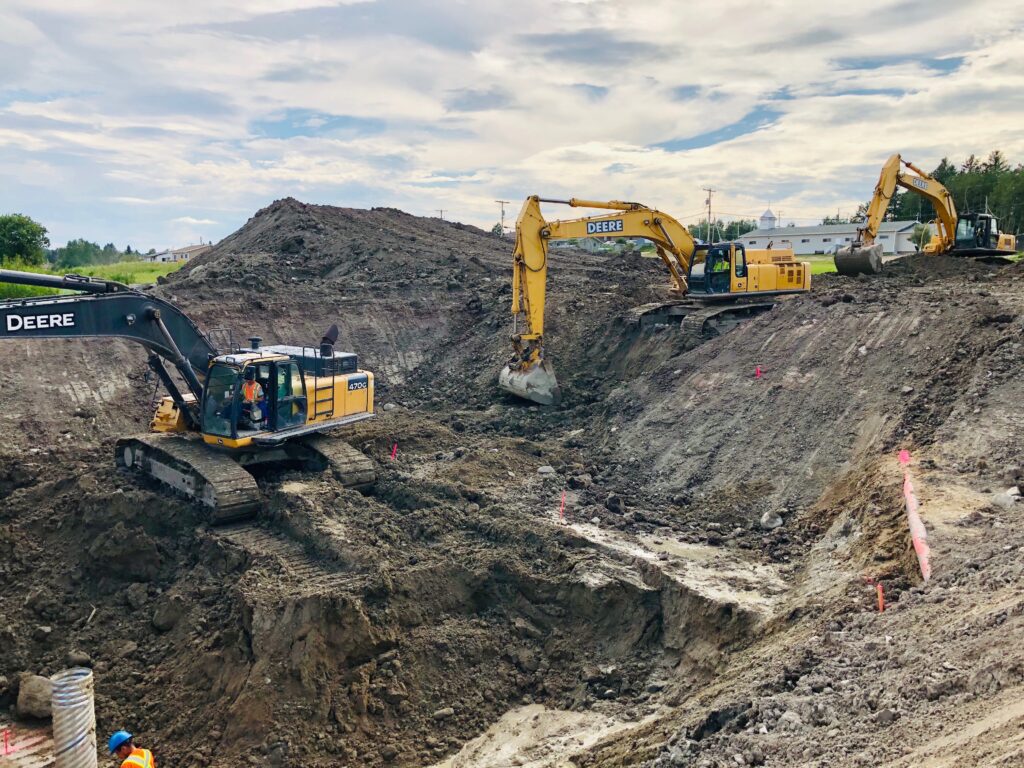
[743,210,926,256]
[143,243,212,263]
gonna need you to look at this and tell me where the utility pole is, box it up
[495,199,510,234]
[703,187,715,242]
[437,209,446,220]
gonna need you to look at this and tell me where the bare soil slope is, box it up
[1,199,1022,768]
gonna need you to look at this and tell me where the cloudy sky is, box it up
[1,0,1022,249]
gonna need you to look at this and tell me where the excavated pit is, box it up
[1,200,1022,768]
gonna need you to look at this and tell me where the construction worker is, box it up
[108,731,155,768]
[240,367,266,427]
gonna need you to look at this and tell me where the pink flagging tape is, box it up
[755,365,763,379]
[390,442,398,460]
[558,490,566,522]
[900,451,931,581]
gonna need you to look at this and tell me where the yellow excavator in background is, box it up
[498,197,812,405]
[835,153,1017,275]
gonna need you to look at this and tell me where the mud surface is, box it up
[1,198,1022,767]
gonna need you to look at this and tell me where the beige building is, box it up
[144,243,212,263]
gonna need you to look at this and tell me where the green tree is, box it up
[56,239,103,269]
[687,218,757,242]
[490,223,503,235]
[984,150,1008,174]
[0,214,50,265]
[821,213,850,225]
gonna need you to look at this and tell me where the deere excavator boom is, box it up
[502,197,697,405]
[0,268,216,426]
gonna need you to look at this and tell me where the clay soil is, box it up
[1,199,1022,768]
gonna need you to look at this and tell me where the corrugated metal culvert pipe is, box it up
[51,668,97,768]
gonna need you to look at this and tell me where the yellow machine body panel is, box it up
[197,352,374,450]
[150,394,196,433]
[304,370,375,422]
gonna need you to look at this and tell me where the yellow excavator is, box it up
[835,153,1017,275]
[0,268,376,521]
[498,197,812,405]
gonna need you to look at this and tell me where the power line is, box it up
[495,200,510,234]
[437,209,446,220]
[703,187,715,242]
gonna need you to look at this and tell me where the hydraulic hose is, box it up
[51,668,97,768]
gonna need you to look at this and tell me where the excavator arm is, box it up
[835,154,958,275]
[0,269,217,424]
[502,196,698,405]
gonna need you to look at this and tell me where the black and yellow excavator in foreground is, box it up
[498,197,812,405]
[835,153,1017,276]
[0,268,375,522]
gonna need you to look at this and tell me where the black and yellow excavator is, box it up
[498,197,812,405]
[0,268,375,521]
[835,153,1017,275]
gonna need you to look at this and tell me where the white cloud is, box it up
[0,0,1022,247]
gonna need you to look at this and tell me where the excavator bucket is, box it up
[834,243,884,276]
[498,360,562,406]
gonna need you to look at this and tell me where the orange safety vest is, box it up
[121,747,156,768]
[242,380,262,402]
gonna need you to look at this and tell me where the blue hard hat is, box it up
[108,731,132,754]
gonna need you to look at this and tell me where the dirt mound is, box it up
[1,196,1022,768]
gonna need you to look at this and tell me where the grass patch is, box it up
[69,261,184,284]
[805,257,837,275]
[0,260,185,299]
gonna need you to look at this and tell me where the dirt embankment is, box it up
[1,198,1022,768]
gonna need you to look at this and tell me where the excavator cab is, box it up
[955,213,997,250]
[703,244,748,294]
[200,358,308,443]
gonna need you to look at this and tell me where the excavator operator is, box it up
[240,367,266,429]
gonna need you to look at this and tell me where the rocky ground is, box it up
[0,199,1021,767]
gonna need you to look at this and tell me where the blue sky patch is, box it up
[831,87,909,97]
[250,109,385,139]
[571,83,608,100]
[833,55,965,73]
[655,106,782,152]
[670,85,701,100]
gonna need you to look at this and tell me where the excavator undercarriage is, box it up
[115,432,376,523]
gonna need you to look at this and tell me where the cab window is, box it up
[201,364,238,437]
[734,246,747,278]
